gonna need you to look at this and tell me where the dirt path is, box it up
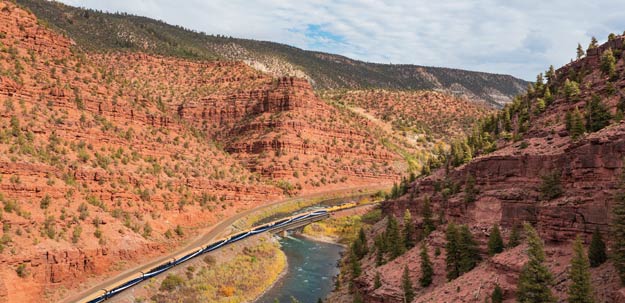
[64,184,390,303]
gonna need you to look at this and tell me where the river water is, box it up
[256,235,343,303]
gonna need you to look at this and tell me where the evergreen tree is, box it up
[459,225,481,274]
[508,224,521,248]
[352,227,368,259]
[374,272,382,289]
[535,73,544,95]
[535,98,546,113]
[402,265,415,303]
[376,245,384,266]
[445,222,461,280]
[585,96,612,133]
[566,111,573,131]
[577,43,585,59]
[600,48,616,77]
[588,227,607,268]
[516,224,556,303]
[492,284,504,303]
[488,224,505,256]
[546,65,556,83]
[570,107,586,140]
[568,236,595,303]
[422,197,435,236]
[564,79,580,102]
[544,88,554,105]
[387,216,405,260]
[350,250,361,278]
[464,174,478,204]
[404,209,416,249]
[419,243,433,287]
[588,36,598,50]
[540,171,563,200]
[613,167,625,285]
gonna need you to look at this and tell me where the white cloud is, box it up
[57,0,625,80]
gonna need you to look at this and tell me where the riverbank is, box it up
[254,235,344,303]
[108,234,287,303]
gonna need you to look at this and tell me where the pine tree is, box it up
[588,37,598,50]
[516,224,556,303]
[374,272,382,289]
[570,107,586,140]
[488,224,505,256]
[422,197,435,236]
[588,227,607,267]
[566,111,573,131]
[419,243,433,287]
[585,96,612,133]
[544,87,554,105]
[350,250,361,278]
[613,167,625,285]
[404,209,416,249]
[459,225,481,274]
[535,98,546,113]
[387,216,405,260]
[577,43,585,59]
[600,48,616,77]
[535,73,544,95]
[353,227,368,258]
[376,246,384,266]
[508,224,521,248]
[492,284,504,303]
[445,222,461,280]
[546,65,556,83]
[568,236,595,303]
[564,79,580,102]
[402,265,415,303]
[464,174,478,204]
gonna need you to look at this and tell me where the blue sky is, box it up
[58,0,625,80]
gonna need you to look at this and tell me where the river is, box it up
[256,235,344,303]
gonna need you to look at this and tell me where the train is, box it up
[81,208,329,303]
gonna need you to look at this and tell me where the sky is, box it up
[58,0,625,80]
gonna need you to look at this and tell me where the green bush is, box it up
[539,171,563,200]
[159,274,185,292]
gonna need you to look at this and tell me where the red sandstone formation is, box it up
[349,35,625,302]
[0,2,407,301]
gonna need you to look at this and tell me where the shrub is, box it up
[218,285,235,297]
[40,194,51,210]
[16,264,28,278]
[539,171,563,200]
[159,274,184,292]
[563,79,580,102]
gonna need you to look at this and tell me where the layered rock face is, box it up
[0,3,274,302]
[0,2,405,302]
[348,36,625,302]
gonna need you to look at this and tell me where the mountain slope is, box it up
[0,2,403,301]
[342,34,625,302]
[16,0,528,106]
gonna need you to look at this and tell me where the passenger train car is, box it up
[83,208,329,303]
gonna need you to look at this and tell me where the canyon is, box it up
[341,33,625,302]
[0,1,497,302]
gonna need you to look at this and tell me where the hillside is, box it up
[337,34,625,302]
[0,2,407,301]
[16,0,528,106]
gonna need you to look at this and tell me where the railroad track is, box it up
[80,204,356,303]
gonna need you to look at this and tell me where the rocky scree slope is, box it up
[343,35,625,302]
[17,0,528,106]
